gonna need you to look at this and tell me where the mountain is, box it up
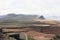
[39,15,45,19]
[0,13,60,22]
[0,14,38,22]
[0,16,4,18]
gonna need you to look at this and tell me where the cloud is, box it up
[0,0,60,16]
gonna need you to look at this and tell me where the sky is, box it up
[0,0,60,16]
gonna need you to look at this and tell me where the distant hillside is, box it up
[0,14,38,22]
[0,15,5,18]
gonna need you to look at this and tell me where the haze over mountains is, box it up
[0,13,60,22]
[0,13,39,22]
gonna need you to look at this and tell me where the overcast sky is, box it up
[0,0,60,16]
